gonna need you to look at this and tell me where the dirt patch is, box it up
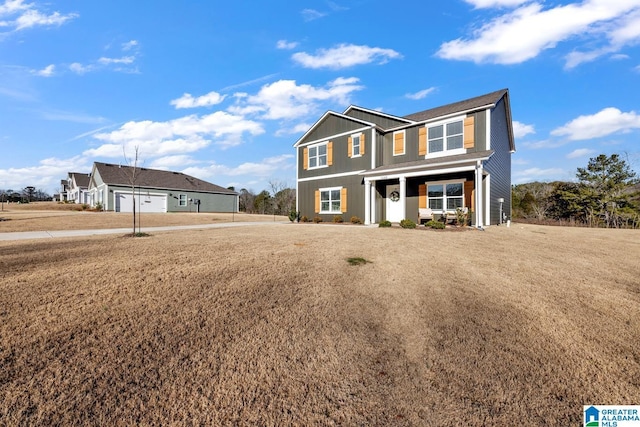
[0,219,639,425]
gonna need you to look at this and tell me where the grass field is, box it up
[1,205,639,425]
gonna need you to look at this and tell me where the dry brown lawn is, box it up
[1,207,639,426]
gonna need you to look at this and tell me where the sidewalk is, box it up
[0,221,288,241]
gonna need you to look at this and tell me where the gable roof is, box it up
[403,89,509,122]
[293,110,377,147]
[69,172,90,188]
[93,162,236,195]
[343,105,416,125]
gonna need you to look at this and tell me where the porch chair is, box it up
[418,208,433,224]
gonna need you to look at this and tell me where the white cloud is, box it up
[69,62,94,75]
[301,9,326,21]
[170,91,226,109]
[566,148,596,159]
[464,0,529,8]
[0,155,90,192]
[276,39,298,50]
[32,64,54,77]
[122,40,138,51]
[292,44,402,69]
[98,56,135,65]
[275,122,312,136]
[513,167,567,183]
[405,87,436,100]
[14,9,77,31]
[437,1,640,65]
[182,155,295,182]
[551,107,640,140]
[512,120,535,138]
[228,77,364,120]
[0,0,29,16]
[610,53,630,60]
[85,111,264,158]
[149,155,199,169]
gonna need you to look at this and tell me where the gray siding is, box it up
[298,129,372,179]
[469,110,487,153]
[485,98,512,224]
[297,174,365,221]
[381,125,422,166]
[302,115,365,144]
[345,109,410,129]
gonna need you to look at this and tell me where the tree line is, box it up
[235,180,296,216]
[512,154,639,228]
[0,186,51,203]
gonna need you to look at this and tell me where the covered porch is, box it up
[360,152,493,227]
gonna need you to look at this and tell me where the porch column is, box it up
[399,176,406,220]
[475,161,484,228]
[370,180,377,224]
[364,179,371,225]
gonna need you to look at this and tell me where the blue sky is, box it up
[1,0,639,195]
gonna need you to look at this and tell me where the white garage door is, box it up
[115,192,167,213]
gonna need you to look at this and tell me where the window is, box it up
[308,143,327,168]
[427,182,463,212]
[352,135,361,157]
[179,194,187,206]
[428,120,464,154]
[317,187,341,213]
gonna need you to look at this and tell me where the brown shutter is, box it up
[419,184,427,209]
[315,190,320,213]
[327,141,333,166]
[464,181,475,212]
[419,127,427,156]
[341,188,347,213]
[348,136,352,158]
[394,132,404,155]
[360,133,365,155]
[303,147,308,170]
[464,116,475,149]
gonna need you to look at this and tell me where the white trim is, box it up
[350,132,362,158]
[293,111,375,147]
[486,108,491,150]
[296,144,299,212]
[306,141,329,170]
[298,169,366,183]
[371,129,376,170]
[298,126,370,148]
[399,176,406,219]
[425,116,465,157]
[318,186,343,214]
[393,130,406,156]
[425,179,465,214]
[475,161,484,228]
[485,174,491,226]
[385,103,497,133]
[360,153,493,177]
[368,165,477,181]
[364,180,371,225]
[343,105,416,124]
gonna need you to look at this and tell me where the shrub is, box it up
[288,210,300,222]
[350,216,362,224]
[333,215,344,223]
[378,220,392,228]
[94,202,103,212]
[313,216,323,223]
[425,220,446,229]
[455,208,469,226]
[300,215,309,223]
[400,219,416,229]
[81,204,89,210]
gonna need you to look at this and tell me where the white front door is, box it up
[385,184,403,222]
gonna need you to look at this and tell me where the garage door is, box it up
[115,192,167,213]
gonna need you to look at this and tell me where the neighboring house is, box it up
[294,89,515,227]
[59,179,70,202]
[66,172,91,204]
[87,162,237,213]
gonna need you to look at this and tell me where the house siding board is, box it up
[302,115,364,144]
[468,110,486,153]
[383,126,422,165]
[485,97,512,224]
[298,131,371,179]
[345,109,408,129]
[298,175,364,220]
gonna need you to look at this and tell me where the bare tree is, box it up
[121,146,143,235]
[269,180,296,215]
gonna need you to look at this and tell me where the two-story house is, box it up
[65,172,91,204]
[294,89,515,227]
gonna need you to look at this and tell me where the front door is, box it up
[385,184,403,222]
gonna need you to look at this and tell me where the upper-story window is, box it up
[309,143,327,169]
[428,120,463,153]
[352,135,361,157]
